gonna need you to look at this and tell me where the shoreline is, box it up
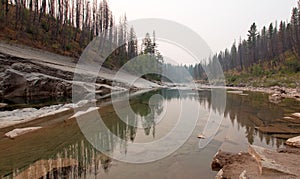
[198,84,300,102]
[0,88,159,134]
[1,84,299,132]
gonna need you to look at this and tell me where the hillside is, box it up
[188,2,300,88]
[0,42,159,101]
[0,1,138,70]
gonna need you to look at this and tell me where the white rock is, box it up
[292,113,300,118]
[0,103,7,108]
[227,90,243,94]
[197,134,206,139]
[286,136,300,148]
[5,127,42,139]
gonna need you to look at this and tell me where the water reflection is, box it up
[1,89,300,178]
[223,91,300,148]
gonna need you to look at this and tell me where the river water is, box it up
[0,88,299,178]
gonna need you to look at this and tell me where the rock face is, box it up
[1,69,72,98]
[0,42,160,101]
[0,56,117,99]
[286,136,300,148]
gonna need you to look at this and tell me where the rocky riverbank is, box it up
[228,86,300,103]
[212,136,300,178]
[0,42,161,130]
[0,42,160,100]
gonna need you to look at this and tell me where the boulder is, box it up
[211,150,259,178]
[249,145,298,176]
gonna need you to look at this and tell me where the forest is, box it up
[0,0,163,72]
[187,2,300,86]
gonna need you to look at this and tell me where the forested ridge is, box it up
[0,0,165,73]
[1,0,112,55]
[188,2,300,87]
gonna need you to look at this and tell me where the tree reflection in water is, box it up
[3,89,300,178]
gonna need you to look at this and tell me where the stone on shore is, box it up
[0,103,7,108]
[269,93,283,104]
[5,127,42,139]
[286,136,300,148]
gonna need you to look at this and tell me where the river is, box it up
[0,88,299,178]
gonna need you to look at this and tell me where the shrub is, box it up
[284,58,300,73]
[251,64,264,77]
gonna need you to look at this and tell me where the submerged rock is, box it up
[257,124,300,134]
[68,107,100,120]
[5,127,42,139]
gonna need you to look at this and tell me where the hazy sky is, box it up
[109,0,298,54]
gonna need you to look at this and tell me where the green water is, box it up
[0,89,299,178]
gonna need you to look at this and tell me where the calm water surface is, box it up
[0,89,300,178]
